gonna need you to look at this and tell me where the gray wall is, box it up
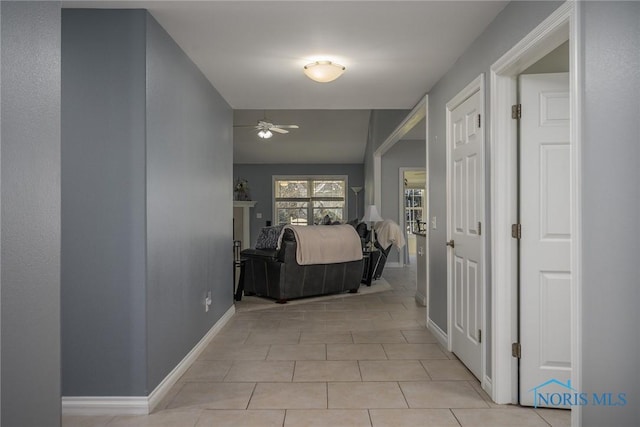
[233,164,364,247]
[1,2,62,425]
[62,9,233,397]
[380,139,426,264]
[145,13,233,392]
[363,110,411,205]
[62,9,148,396]
[581,2,640,425]
[425,2,562,378]
[1,6,3,422]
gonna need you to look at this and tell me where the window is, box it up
[405,188,424,234]
[274,176,347,225]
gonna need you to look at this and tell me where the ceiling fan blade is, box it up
[273,124,299,129]
[233,124,258,128]
[270,127,289,134]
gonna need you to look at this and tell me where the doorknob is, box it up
[446,239,455,248]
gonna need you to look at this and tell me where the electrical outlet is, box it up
[431,216,437,230]
[256,212,262,219]
[205,291,212,312]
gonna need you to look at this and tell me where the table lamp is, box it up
[361,205,383,248]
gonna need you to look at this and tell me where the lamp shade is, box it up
[303,61,345,83]
[361,205,383,223]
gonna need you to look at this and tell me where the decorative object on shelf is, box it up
[351,186,363,219]
[234,178,251,201]
[361,204,383,248]
[303,60,346,83]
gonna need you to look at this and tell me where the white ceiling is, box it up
[64,1,508,162]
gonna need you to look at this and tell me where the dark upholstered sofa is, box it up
[241,227,363,303]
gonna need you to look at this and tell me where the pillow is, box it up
[255,225,285,249]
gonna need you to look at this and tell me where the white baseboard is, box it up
[61,397,150,416]
[483,375,493,398]
[62,304,236,416]
[148,304,236,412]
[414,291,426,307]
[427,317,448,349]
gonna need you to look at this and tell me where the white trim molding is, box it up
[427,318,448,350]
[568,4,582,426]
[373,96,427,207]
[488,4,580,423]
[61,397,149,417]
[414,290,427,307]
[62,305,236,416]
[147,305,236,412]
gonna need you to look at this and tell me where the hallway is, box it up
[63,267,569,426]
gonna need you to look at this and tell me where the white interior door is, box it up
[519,73,571,407]
[449,90,483,380]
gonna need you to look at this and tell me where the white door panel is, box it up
[519,73,571,408]
[449,89,483,380]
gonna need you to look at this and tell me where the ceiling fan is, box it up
[234,115,299,139]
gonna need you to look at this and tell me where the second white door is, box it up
[449,87,483,380]
[519,72,571,407]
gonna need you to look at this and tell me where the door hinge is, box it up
[478,221,482,236]
[478,329,482,343]
[478,114,482,128]
[511,223,522,240]
[512,342,522,359]
[511,104,522,120]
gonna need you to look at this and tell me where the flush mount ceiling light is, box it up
[303,60,346,83]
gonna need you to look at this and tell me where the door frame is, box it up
[489,3,581,425]
[445,73,486,387]
[374,95,428,321]
[398,167,426,267]
[374,96,427,208]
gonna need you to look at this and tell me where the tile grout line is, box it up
[533,408,554,427]
[325,382,329,409]
[396,380,411,410]
[449,408,464,426]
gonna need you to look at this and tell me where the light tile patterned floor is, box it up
[63,265,571,427]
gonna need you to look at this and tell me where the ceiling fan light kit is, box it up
[303,60,346,83]
[257,129,273,139]
[234,115,300,140]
